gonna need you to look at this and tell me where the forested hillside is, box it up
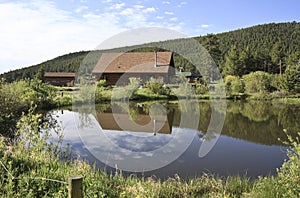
[1,22,300,82]
[202,22,300,76]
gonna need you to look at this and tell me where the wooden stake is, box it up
[68,175,83,198]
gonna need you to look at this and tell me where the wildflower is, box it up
[120,191,126,197]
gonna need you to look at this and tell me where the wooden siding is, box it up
[44,72,75,86]
[92,52,175,85]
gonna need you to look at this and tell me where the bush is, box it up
[0,78,57,136]
[224,75,245,95]
[270,74,286,91]
[195,83,209,95]
[112,77,141,100]
[276,130,300,197]
[243,71,271,94]
[173,81,195,98]
[96,79,107,88]
[144,77,170,95]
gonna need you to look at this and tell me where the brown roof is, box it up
[92,52,173,74]
[44,72,76,77]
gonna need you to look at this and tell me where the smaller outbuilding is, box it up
[44,72,75,86]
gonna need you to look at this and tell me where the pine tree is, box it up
[35,67,45,82]
[222,45,242,76]
[201,34,222,66]
[270,42,284,74]
[285,60,300,93]
[239,46,254,74]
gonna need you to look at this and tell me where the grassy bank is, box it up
[0,109,300,197]
[56,85,299,106]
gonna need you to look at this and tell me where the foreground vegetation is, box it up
[0,108,299,197]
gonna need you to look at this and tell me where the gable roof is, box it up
[44,72,76,78]
[92,52,173,74]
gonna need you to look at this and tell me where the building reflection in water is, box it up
[95,102,174,134]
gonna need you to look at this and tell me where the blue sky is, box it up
[0,0,300,73]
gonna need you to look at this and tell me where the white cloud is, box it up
[133,5,144,9]
[75,5,88,13]
[131,5,156,14]
[177,1,187,8]
[118,6,157,28]
[200,24,211,28]
[109,3,125,10]
[120,8,134,16]
[102,0,112,3]
[142,7,156,13]
[164,11,174,15]
[170,17,177,21]
[162,1,170,4]
[0,0,188,74]
[0,1,124,73]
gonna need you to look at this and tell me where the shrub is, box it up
[173,81,195,98]
[96,79,107,88]
[128,77,141,90]
[144,77,170,95]
[195,83,209,95]
[112,78,141,100]
[0,78,57,136]
[270,74,286,91]
[243,71,271,94]
[224,75,245,95]
[276,130,300,197]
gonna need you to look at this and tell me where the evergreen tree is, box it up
[201,34,222,66]
[285,60,300,93]
[270,42,284,74]
[239,46,254,74]
[286,51,300,68]
[35,67,45,82]
[222,45,242,76]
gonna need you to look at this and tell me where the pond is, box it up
[49,100,300,180]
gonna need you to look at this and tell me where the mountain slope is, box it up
[1,22,300,82]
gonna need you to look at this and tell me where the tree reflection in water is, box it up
[70,100,299,146]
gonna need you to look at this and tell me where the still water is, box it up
[49,100,300,179]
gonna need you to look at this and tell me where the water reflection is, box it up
[52,100,300,179]
[96,102,174,134]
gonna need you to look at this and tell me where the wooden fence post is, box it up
[68,175,83,198]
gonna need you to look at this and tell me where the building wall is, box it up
[44,77,75,86]
[96,72,173,86]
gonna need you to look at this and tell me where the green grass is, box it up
[50,84,300,107]
[272,97,300,104]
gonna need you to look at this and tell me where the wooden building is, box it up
[177,72,202,83]
[44,72,75,86]
[92,52,175,85]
